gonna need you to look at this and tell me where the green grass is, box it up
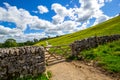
[81,40,120,73]
[11,72,51,80]
[46,71,52,79]
[35,16,120,46]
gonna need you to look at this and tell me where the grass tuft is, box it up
[12,73,49,80]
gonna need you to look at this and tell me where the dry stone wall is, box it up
[70,34,120,56]
[0,46,45,80]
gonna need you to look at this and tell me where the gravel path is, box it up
[47,61,113,80]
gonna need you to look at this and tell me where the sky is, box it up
[0,0,120,42]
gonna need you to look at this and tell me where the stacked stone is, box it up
[0,46,45,80]
[96,34,120,45]
[70,34,120,56]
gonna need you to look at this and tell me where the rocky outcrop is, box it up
[0,46,45,80]
[70,34,120,56]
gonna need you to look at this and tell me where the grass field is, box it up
[35,16,120,46]
[81,40,120,73]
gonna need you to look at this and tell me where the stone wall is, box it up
[70,34,120,56]
[0,46,45,80]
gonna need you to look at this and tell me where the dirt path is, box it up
[47,61,113,80]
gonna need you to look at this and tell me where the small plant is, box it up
[47,71,52,79]
[113,52,120,56]
[85,53,97,60]
[109,44,114,48]
[115,48,120,51]
[12,73,49,80]
[102,50,108,53]
[81,50,97,60]
[67,55,78,60]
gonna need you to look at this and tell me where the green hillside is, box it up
[81,40,120,73]
[35,16,120,46]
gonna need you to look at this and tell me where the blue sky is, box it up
[0,0,120,42]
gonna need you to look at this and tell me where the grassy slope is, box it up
[35,16,120,46]
[81,40,120,73]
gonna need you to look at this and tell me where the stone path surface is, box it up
[47,61,113,80]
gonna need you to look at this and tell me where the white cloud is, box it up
[0,25,46,42]
[51,3,78,24]
[76,0,102,22]
[12,33,46,42]
[51,0,110,25]
[0,25,24,42]
[93,15,109,25]
[0,25,22,35]
[57,21,80,32]
[21,33,46,42]
[52,3,69,17]
[0,3,52,31]
[80,21,90,30]
[51,3,71,24]
[0,3,51,42]
[28,16,55,30]
[0,25,12,35]
[45,20,80,35]
[0,2,32,31]
[75,0,110,24]
[52,15,64,24]
[37,5,49,14]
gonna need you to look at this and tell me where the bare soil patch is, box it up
[47,61,113,80]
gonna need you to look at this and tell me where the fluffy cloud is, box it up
[28,16,55,30]
[0,3,52,31]
[0,3,31,31]
[93,15,109,25]
[0,25,22,35]
[0,25,46,42]
[0,25,23,42]
[37,5,49,14]
[51,3,72,24]
[45,21,80,35]
[0,25,13,35]
[0,3,51,42]
[20,33,46,42]
[51,0,111,24]
[75,0,109,22]
[57,21,80,32]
